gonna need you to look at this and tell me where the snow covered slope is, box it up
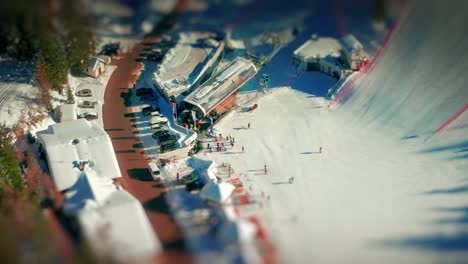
[338,0,468,140]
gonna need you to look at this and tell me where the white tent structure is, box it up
[62,168,117,216]
[78,190,161,260]
[200,180,235,204]
[37,119,121,191]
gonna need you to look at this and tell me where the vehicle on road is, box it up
[78,100,96,108]
[136,88,153,96]
[75,89,92,97]
[147,162,162,181]
[160,142,178,153]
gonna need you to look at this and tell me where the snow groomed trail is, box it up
[202,1,468,263]
[338,0,468,140]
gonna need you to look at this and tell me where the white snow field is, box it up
[198,1,468,263]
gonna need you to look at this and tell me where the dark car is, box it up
[160,142,178,153]
[78,100,96,108]
[75,89,92,97]
[158,134,177,145]
[136,88,153,96]
[152,130,170,140]
[80,112,98,121]
[142,105,158,116]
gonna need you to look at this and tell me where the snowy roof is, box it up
[154,32,224,97]
[339,34,363,53]
[184,57,257,116]
[78,190,161,259]
[60,103,77,122]
[37,119,121,191]
[294,37,342,63]
[63,168,118,216]
[88,56,106,72]
[200,180,235,204]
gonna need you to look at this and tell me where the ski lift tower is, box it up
[260,73,269,92]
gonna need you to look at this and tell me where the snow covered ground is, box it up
[200,86,467,263]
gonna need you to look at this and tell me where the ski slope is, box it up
[337,0,468,141]
[198,1,468,263]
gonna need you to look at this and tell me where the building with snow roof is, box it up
[38,119,161,260]
[183,57,257,118]
[294,35,345,79]
[154,32,225,98]
[339,34,365,70]
[37,119,121,191]
[294,34,367,78]
[85,55,111,78]
[78,189,161,260]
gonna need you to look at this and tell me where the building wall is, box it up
[306,59,342,79]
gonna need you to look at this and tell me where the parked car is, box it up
[79,112,98,121]
[160,142,178,153]
[75,89,92,97]
[151,124,165,132]
[149,116,168,125]
[158,134,177,145]
[78,100,96,108]
[150,111,162,116]
[152,130,170,139]
[142,106,156,116]
[182,174,199,184]
[147,162,162,181]
[136,88,153,96]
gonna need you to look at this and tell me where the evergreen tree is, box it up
[38,33,68,92]
[0,124,23,193]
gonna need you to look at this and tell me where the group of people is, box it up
[206,132,244,153]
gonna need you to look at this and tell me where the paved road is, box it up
[103,37,193,263]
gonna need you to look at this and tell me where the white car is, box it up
[150,111,162,116]
[150,116,168,125]
[151,124,165,131]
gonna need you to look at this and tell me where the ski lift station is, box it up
[154,32,225,98]
[183,57,257,118]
